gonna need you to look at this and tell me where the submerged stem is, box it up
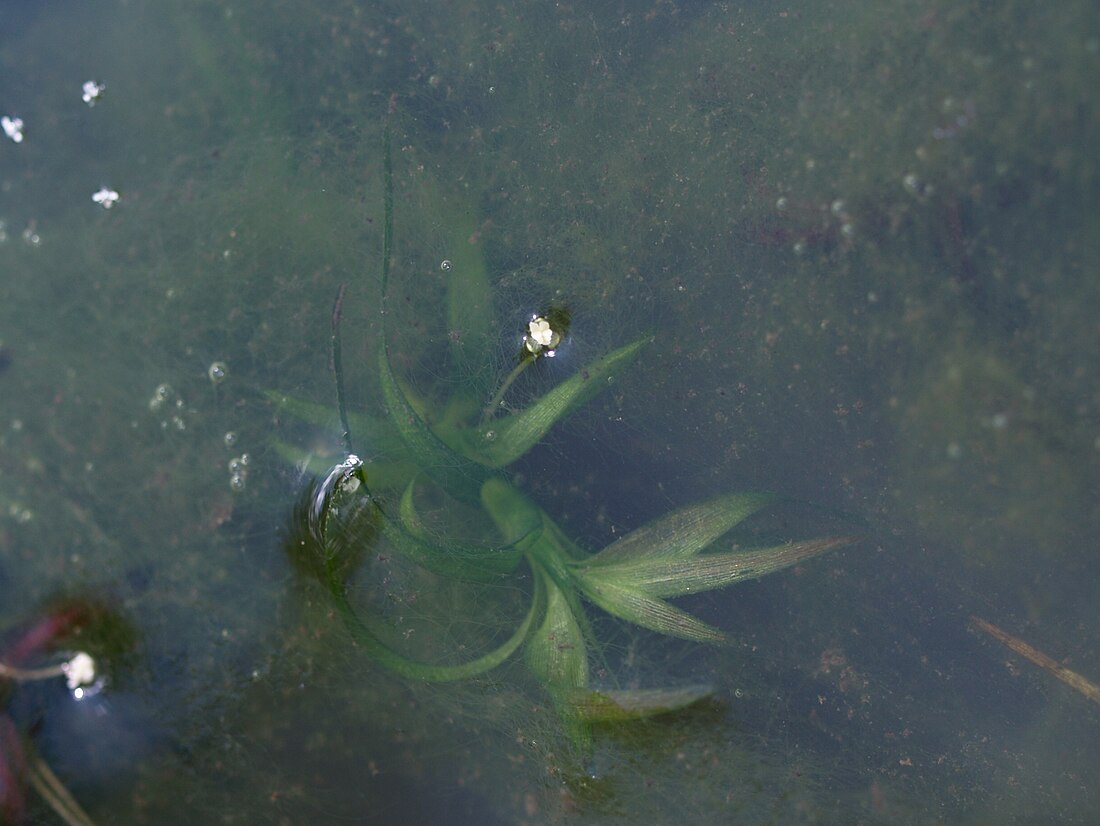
[480,359,531,426]
[26,745,98,826]
[0,660,66,683]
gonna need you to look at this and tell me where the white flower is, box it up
[2,115,24,143]
[62,652,97,690]
[82,80,106,106]
[93,187,120,208]
[528,317,554,347]
[525,316,562,356]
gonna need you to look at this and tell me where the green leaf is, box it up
[480,478,586,594]
[271,441,419,491]
[593,536,855,598]
[376,504,523,582]
[379,348,491,502]
[526,564,588,690]
[479,476,545,549]
[461,335,652,468]
[573,576,727,643]
[439,193,494,388]
[398,477,432,539]
[332,580,541,682]
[381,479,524,581]
[560,684,714,722]
[584,491,775,567]
[265,390,402,454]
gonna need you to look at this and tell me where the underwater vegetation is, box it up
[0,595,135,826]
[276,115,856,748]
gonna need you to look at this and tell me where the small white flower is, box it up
[2,115,25,143]
[528,317,554,347]
[82,80,106,106]
[525,316,562,356]
[93,187,120,208]
[62,652,97,690]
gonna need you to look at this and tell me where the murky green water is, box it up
[2,1,1098,823]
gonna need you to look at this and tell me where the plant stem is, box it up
[480,359,531,426]
[0,660,66,683]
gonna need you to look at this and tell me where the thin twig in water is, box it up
[26,746,98,826]
[972,615,1100,706]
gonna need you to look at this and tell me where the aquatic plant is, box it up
[0,596,135,826]
[276,116,855,746]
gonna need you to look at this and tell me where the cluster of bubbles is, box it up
[145,364,253,491]
[147,383,188,431]
[0,219,43,247]
[227,451,250,492]
[773,196,856,256]
[6,501,34,524]
[902,172,934,200]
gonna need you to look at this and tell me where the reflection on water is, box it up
[1,0,1098,822]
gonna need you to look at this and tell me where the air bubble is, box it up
[149,383,173,411]
[440,259,453,271]
[223,431,238,448]
[8,503,34,523]
[208,361,228,384]
[483,430,496,442]
[229,472,247,492]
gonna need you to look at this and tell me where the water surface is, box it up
[1,1,1098,822]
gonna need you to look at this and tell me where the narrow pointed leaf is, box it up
[560,684,714,722]
[586,491,775,567]
[480,479,583,596]
[331,575,542,682]
[606,536,856,597]
[377,505,522,581]
[398,477,432,539]
[461,335,652,468]
[576,577,726,643]
[265,390,403,453]
[479,476,545,548]
[526,564,588,690]
[272,441,419,491]
[379,348,490,502]
[440,194,494,387]
[382,479,523,580]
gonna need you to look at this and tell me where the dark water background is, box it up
[1,1,1098,823]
